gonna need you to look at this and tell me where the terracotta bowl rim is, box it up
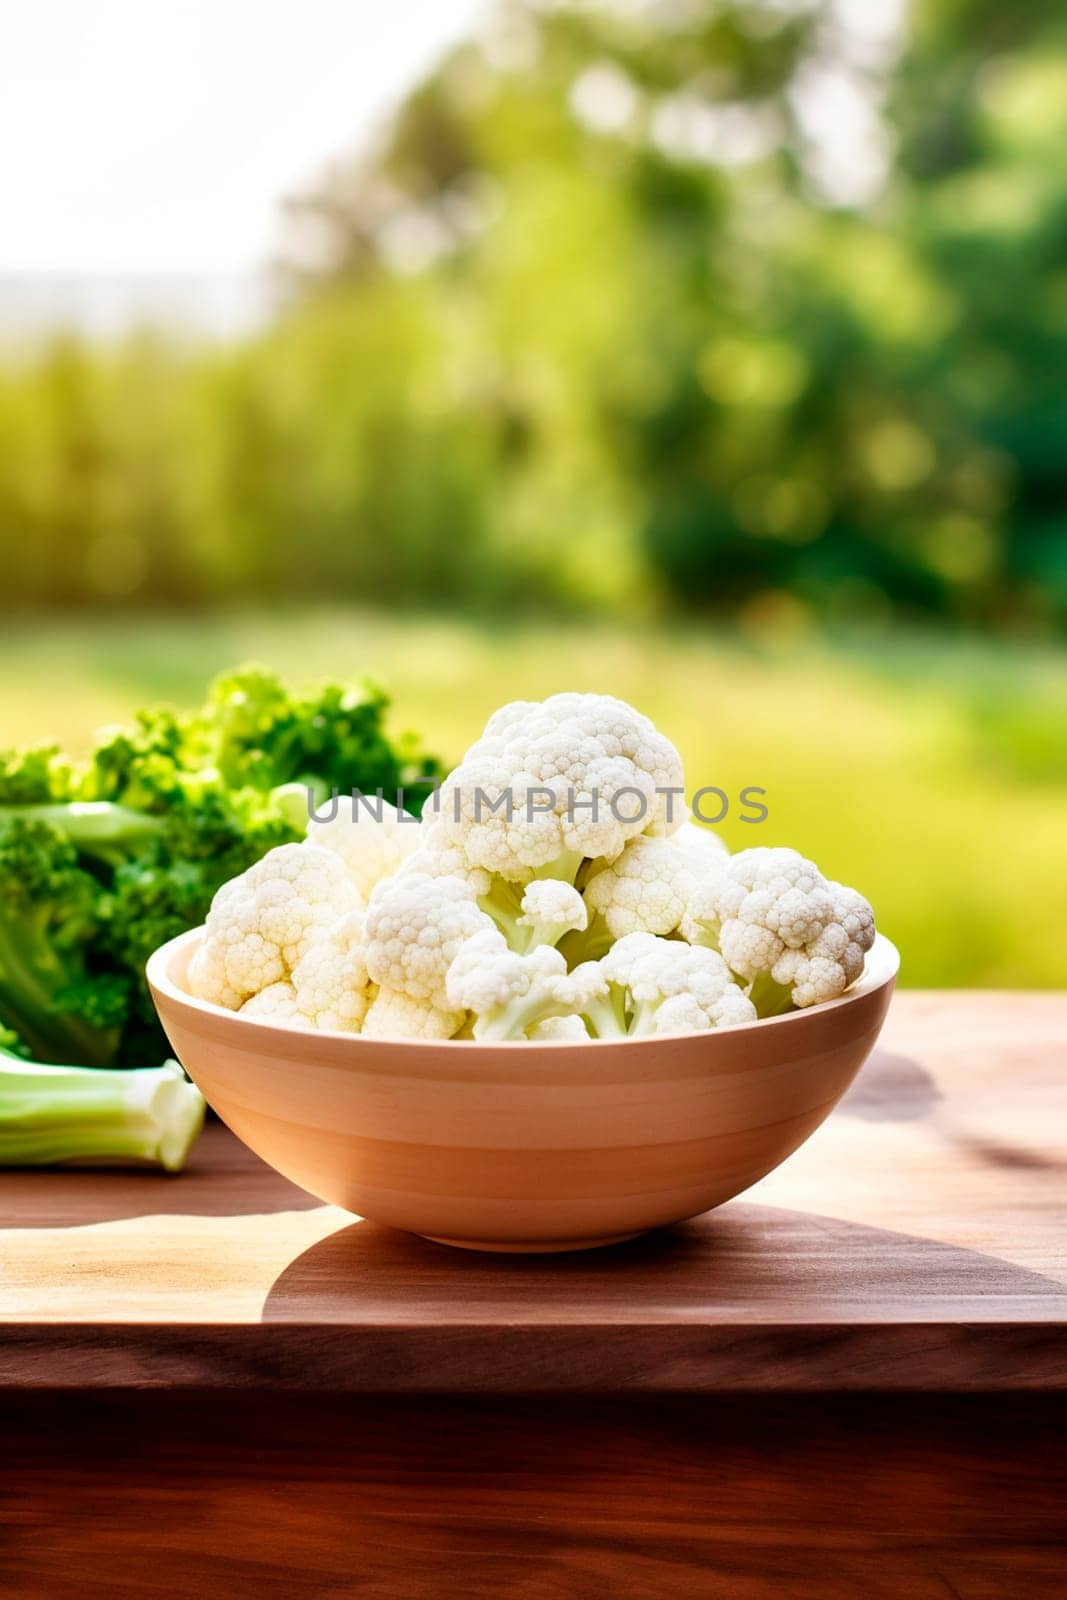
[147,926,899,1060]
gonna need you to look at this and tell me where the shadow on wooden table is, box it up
[836,1049,942,1122]
[841,1048,1061,1172]
[262,1199,1065,1325]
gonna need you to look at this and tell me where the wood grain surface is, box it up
[1,991,1065,1393]
[1,991,1065,1598]
[2,1393,1065,1599]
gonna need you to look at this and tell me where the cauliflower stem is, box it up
[478,871,588,955]
[576,983,630,1039]
[745,972,796,1018]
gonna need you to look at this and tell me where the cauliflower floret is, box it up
[517,878,588,946]
[769,883,877,1008]
[361,987,465,1039]
[395,832,589,956]
[675,819,730,872]
[423,692,686,883]
[398,835,493,896]
[239,981,308,1027]
[363,871,494,1009]
[604,934,755,1030]
[583,821,727,951]
[471,875,588,955]
[683,847,876,1013]
[526,1014,591,1042]
[185,938,244,1012]
[307,795,421,899]
[650,994,712,1035]
[575,934,758,1036]
[188,844,360,1009]
[290,909,371,1033]
[445,928,581,1041]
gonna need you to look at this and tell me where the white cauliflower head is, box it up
[361,987,466,1040]
[585,821,727,943]
[290,909,371,1033]
[188,844,360,1009]
[306,794,421,899]
[526,1014,591,1042]
[397,834,493,897]
[397,837,587,957]
[445,927,580,1041]
[362,871,494,1009]
[423,692,686,882]
[597,931,757,1035]
[674,818,730,872]
[239,981,308,1027]
[513,877,587,951]
[769,883,876,1008]
[683,847,876,1011]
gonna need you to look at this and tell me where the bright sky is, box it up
[0,0,484,275]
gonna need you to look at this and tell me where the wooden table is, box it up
[1,992,1064,1597]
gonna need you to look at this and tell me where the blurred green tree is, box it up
[0,0,1064,629]
[274,0,1067,629]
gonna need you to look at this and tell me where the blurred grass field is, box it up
[1,610,1064,990]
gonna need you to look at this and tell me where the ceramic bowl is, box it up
[147,929,898,1253]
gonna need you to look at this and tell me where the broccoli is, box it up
[204,664,439,805]
[0,664,441,1069]
[0,818,126,1066]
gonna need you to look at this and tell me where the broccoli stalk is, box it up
[2,801,165,868]
[0,1043,204,1170]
